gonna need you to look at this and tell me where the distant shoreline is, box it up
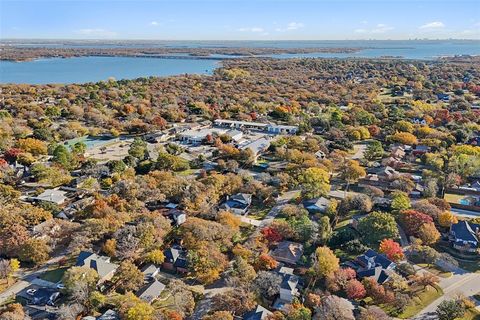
[0,46,367,62]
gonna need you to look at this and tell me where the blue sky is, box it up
[1,0,479,40]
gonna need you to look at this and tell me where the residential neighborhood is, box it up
[1,51,480,320]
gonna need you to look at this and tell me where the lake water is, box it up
[1,40,479,84]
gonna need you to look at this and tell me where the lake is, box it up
[1,40,479,84]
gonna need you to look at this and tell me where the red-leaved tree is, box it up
[379,239,404,262]
[400,210,433,236]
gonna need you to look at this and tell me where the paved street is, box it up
[413,267,480,319]
[0,254,66,304]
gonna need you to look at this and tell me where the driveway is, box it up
[0,254,66,304]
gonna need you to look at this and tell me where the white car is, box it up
[26,289,37,296]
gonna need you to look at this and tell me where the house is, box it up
[369,166,398,181]
[266,124,298,135]
[390,146,406,160]
[243,305,273,320]
[315,150,326,159]
[23,287,60,306]
[303,197,331,214]
[29,188,68,205]
[270,241,304,265]
[141,264,160,281]
[437,93,450,102]
[220,193,253,215]
[76,251,119,284]
[381,156,405,169]
[449,221,479,254]
[412,145,430,156]
[97,310,120,320]
[273,267,300,310]
[239,137,271,160]
[163,246,188,274]
[412,117,427,125]
[410,183,425,198]
[346,250,396,284]
[165,209,187,226]
[136,279,166,303]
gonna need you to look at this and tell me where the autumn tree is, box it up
[17,238,51,265]
[400,210,433,237]
[345,279,366,300]
[211,288,256,316]
[418,223,440,245]
[298,167,330,199]
[391,191,411,211]
[187,241,228,284]
[17,138,47,156]
[438,211,458,228]
[390,132,418,145]
[311,246,339,280]
[255,254,278,271]
[379,239,404,262]
[113,261,144,293]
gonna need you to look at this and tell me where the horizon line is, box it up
[2,38,480,42]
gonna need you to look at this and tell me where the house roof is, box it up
[243,305,273,320]
[141,264,159,276]
[164,247,188,268]
[451,221,480,247]
[31,189,68,204]
[353,250,395,284]
[303,197,330,211]
[136,279,165,302]
[270,241,304,264]
[230,193,252,205]
[240,137,271,156]
[98,309,120,320]
[280,273,299,291]
[76,251,118,279]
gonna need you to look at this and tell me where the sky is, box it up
[1,0,479,40]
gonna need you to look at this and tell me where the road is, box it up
[350,143,367,160]
[0,254,66,304]
[239,190,300,227]
[413,267,480,319]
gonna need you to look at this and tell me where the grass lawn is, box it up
[334,219,352,229]
[434,244,480,273]
[444,193,465,204]
[234,225,256,244]
[0,280,14,294]
[396,286,444,319]
[247,205,272,220]
[40,267,69,283]
[461,309,480,320]
[152,291,175,309]
[416,263,453,278]
[176,169,198,176]
[334,248,357,263]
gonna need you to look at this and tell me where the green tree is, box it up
[357,211,399,246]
[391,191,411,211]
[365,140,384,161]
[298,167,330,199]
[317,216,333,245]
[128,138,148,160]
[436,299,466,320]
